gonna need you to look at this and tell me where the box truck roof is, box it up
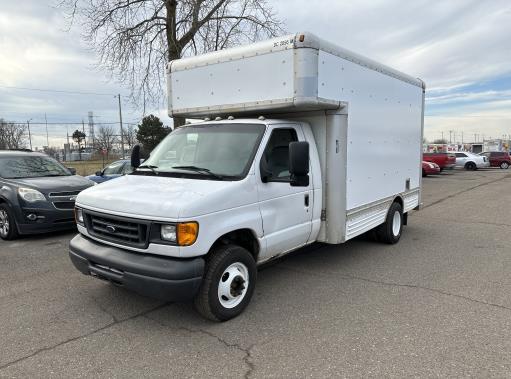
[167,32,424,118]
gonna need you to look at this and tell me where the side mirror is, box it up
[131,144,141,168]
[67,167,76,175]
[289,141,309,187]
[95,171,102,177]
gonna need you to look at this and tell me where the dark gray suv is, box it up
[0,150,95,240]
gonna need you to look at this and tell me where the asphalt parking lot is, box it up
[1,169,511,378]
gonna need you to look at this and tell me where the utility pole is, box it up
[82,119,86,149]
[461,131,464,144]
[27,119,33,150]
[441,131,444,141]
[449,130,452,144]
[117,94,125,158]
[44,114,49,147]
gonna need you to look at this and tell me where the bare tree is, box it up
[59,0,285,125]
[96,125,118,160]
[124,124,138,149]
[0,119,27,149]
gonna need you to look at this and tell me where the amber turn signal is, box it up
[177,222,199,246]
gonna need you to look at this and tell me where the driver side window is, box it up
[262,128,298,181]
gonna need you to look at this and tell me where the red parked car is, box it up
[423,152,456,171]
[479,151,511,169]
[422,161,441,177]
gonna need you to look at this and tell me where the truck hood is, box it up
[8,175,94,194]
[76,174,257,219]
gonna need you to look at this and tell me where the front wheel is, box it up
[194,244,256,321]
[500,162,509,169]
[376,202,403,244]
[0,203,19,240]
[465,162,477,171]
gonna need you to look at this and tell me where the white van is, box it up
[70,32,425,321]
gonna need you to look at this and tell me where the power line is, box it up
[0,84,121,97]
[2,121,139,125]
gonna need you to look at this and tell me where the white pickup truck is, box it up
[69,32,425,321]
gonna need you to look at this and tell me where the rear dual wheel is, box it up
[376,202,403,244]
[194,244,256,321]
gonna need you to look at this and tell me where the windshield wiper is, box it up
[172,165,224,180]
[137,164,159,175]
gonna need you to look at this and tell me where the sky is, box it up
[0,0,510,148]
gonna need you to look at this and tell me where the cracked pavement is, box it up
[1,169,511,377]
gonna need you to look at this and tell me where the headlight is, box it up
[161,224,177,242]
[75,208,84,225]
[18,187,46,202]
[429,163,435,168]
[160,222,199,246]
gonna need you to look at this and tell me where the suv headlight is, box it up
[18,187,46,202]
[160,222,199,246]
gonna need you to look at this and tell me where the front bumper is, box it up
[14,206,76,235]
[69,234,205,301]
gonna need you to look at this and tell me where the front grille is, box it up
[49,190,81,198]
[84,211,149,248]
[53,201,75,210]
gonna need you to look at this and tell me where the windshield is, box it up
[0,155,71,179]
[139,123,266,180]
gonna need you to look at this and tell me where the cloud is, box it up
[1,0,510,148]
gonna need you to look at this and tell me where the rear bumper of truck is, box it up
[69,234,205,301]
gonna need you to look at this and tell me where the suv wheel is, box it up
[500,162,509,169]
[194,244,256,321]
[0,203,19,240]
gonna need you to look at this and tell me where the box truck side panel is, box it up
[317,50,423,213]
[170,49,296,113]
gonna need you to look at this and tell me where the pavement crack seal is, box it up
[143,315,256,378]
[0,302,170,372]
[422,173,511,210]
[277,265,511,313]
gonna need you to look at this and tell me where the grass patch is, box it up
[65,159,118,176]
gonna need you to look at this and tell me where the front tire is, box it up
[0,203,19,240]
[465,162,477,171]
[194,244,256,321]
[376,202,403,244]
[500,162,509,169]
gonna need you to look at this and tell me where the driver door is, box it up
[256,124,313,259]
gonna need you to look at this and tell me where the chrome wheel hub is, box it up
[392,211,401,237]
[0,210,9,237]
[218,262,249,309]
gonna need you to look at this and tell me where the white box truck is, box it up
[70,32,425,321]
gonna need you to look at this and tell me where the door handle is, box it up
[304,194,309,207]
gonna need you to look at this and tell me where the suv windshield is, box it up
[139,123,266,180]
[0,155,71,179]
